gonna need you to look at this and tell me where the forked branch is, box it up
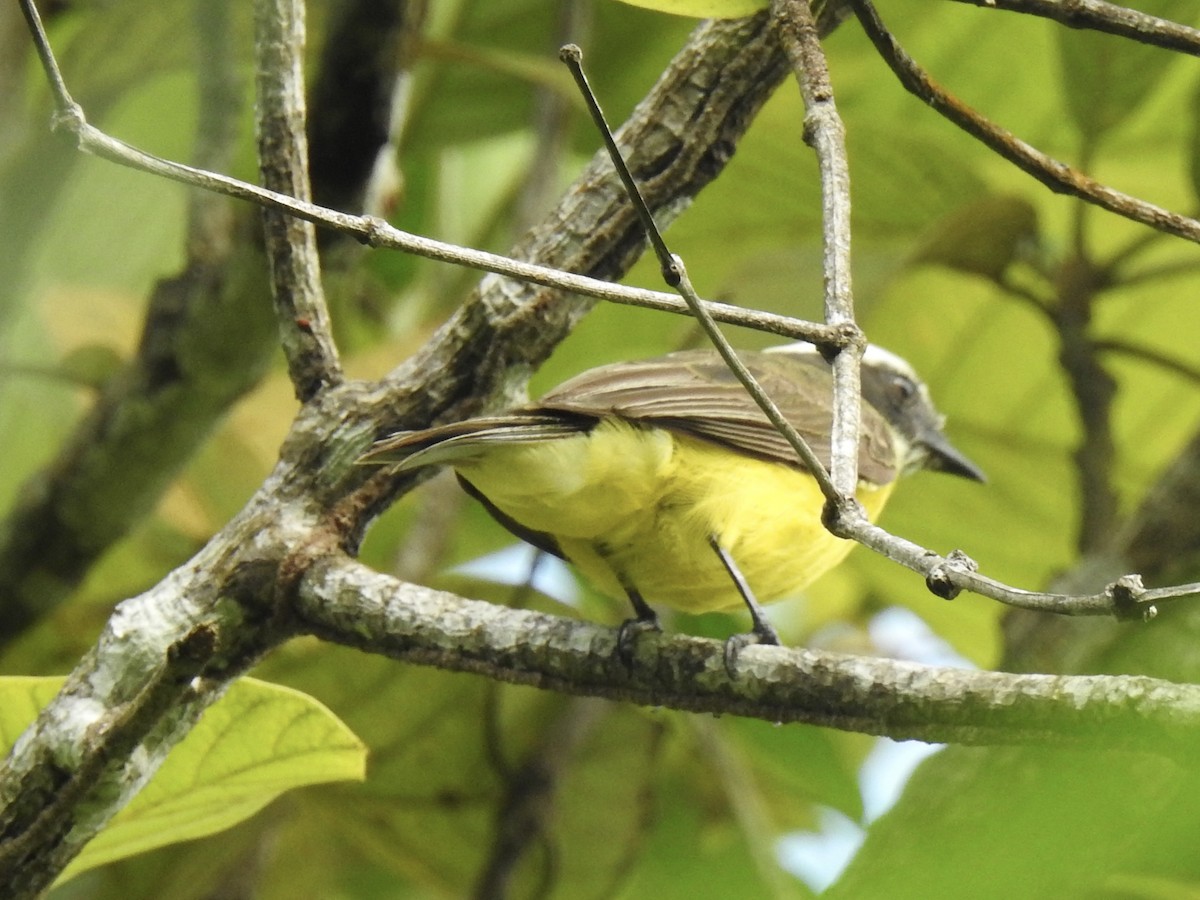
[850,0,1200,245]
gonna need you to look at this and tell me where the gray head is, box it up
[766,342,985,482]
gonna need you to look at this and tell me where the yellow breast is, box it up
[455,420,894,615]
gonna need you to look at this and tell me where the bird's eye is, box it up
[891,375,916,403]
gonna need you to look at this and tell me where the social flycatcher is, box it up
[362,343,983,645]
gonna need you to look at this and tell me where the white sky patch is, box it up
[868,606,976,670]
[450,544,580,605]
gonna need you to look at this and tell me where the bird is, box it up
[361,342,983,658]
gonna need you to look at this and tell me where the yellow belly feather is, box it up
[454,419,894,615]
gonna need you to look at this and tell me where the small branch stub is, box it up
[926,549,980,600]
[1109,573,1155,622]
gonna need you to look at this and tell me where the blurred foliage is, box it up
[0,676,365,886]
[3,0,1200,897]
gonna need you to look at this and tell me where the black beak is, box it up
[920,429,986,483]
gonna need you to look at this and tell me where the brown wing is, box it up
[535,349,899,484]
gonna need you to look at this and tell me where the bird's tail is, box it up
[359,414,588,472]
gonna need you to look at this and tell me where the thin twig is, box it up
[1093,338,1200,387]
[16,34,837,348]
[850,0,1200,245]
[1100,222,1175,273]
[254,0,342,400]
[994,273,1054,319]
[559,43,840,500]
[845,522,1168,619]
[16,0,835,350]
[17,0,70,110]
[946,0,1200,56]
[771,0,864,502]
[1105,257,1200,290]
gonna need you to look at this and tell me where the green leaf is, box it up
[1057,0,1195,147]
[910,194,1039,282]
[0,677,63,745]
[614,0,766,18]
[58,343,127,389]
[826,744,1192,900]
[722,717,864,824]
[0,676,365,883]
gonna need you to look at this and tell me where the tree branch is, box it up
[295,555,1200,751]
[254,0,342,400]
[0,542,289,898]
[771,0,864,504]
[1093,338,1200,387]
[945,0,1200,56]
[0,13,799,890]
[10,2,1200,891]
[851,0,1200,245]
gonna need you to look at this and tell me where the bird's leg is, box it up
[616,586,660,666]
[708,536,780,675]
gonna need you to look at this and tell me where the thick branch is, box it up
[296,555,1200,751]
[0,535,289,898]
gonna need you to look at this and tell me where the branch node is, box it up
[925,549,979,600]
[50,102,86,139]
[822,494,865,539]
[361,215,389,248]
[166,624,219,673]
[1109,573,1154,622]
[661,255,683,288]
[823,322,866,362]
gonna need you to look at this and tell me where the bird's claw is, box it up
[616,614,660,666]
[723,619,781,677]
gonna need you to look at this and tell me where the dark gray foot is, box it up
[723,618,781,676]
[616,612,660,666]
[707,535,782,675]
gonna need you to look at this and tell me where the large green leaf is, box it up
[826,744,1192,900]
[1057,0,1196,147]
[0,676,365,883]
[721,717,865,825]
